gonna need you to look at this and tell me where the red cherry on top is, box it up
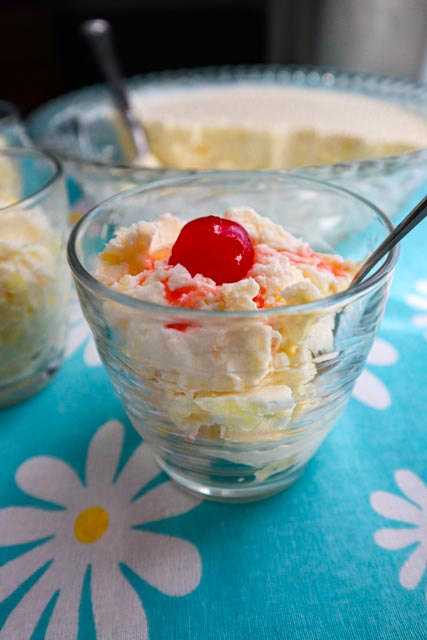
[168,215,254,285]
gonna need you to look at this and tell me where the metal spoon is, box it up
[351,193,427,286]
[80,18,149,163]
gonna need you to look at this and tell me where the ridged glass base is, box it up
[155,455,307,502]
[0,356,62,408]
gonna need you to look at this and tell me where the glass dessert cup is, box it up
[0,148,70,407]
[68,172,398,501]
[28,65,427,219]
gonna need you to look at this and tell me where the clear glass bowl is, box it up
[0,148,70,406]
[68,172,398,501]
[28,65,427,218]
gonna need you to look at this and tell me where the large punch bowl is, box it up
[28,65,427,218]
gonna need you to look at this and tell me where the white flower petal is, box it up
[399,544,427,590]
[374,527,420,550]
[371,491,423,525]
[130,481,201,526]
[0,507,61,545]
[84,338,102,367]
[406,294,427,312]
[64,322,89,359]
[0,565,58,639]
[416,280,427,296]
[124,530,201,596]
[353,369,391,410]
[0,539,55,601]
[367,338,398,366]
[91,562,148,640]
[115,443,161,502]
[86,420,124,488]
[44,574,84,640]
[16,457,83,507]
[395,470,427,510]
[413,314,427,328]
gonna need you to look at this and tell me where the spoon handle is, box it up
[352,193,427,285]
[80,18,149,161]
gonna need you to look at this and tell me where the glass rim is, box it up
[67,171,399,318]
[0,146,63,211]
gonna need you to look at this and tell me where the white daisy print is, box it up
[65,293,101,367]
[0,419,202,639]
[406,280,427,341]
[371,470,427,593]
[352,337,398,410]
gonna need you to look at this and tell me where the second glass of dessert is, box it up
[0,148,70,407]
[68,172,398,500]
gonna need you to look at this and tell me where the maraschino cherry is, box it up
[168,215,254,285]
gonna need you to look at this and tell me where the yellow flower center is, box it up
[74,506,109,544]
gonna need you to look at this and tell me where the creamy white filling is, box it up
[0,207,68,384]
[132,85,427,169]
[95,207,356,441]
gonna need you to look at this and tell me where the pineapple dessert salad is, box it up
[133,84,427,169]
[0,204,68,386]
[94,207,358,443]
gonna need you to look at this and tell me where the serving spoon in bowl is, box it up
[80,18,150,164]
[351,193,427,286]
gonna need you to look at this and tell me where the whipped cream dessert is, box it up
[0,206,69,386]
[134,85,427,170]
[95,208,357,442]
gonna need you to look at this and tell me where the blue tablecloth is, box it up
[1,193,427,640]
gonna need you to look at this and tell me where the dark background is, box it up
[0,0,320,115]
[1,0,426,116]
